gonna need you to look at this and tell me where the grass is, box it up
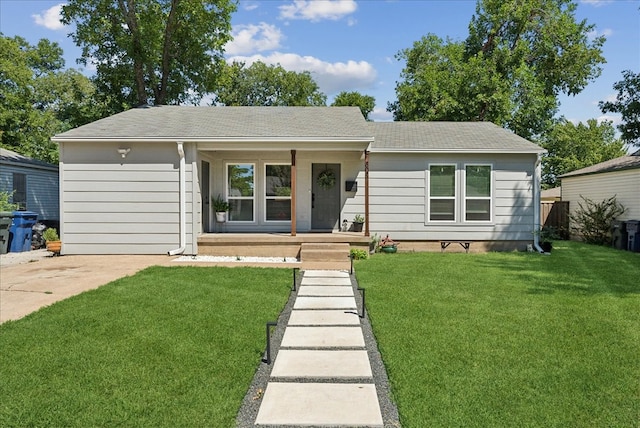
[0,266,291,427]
[355,241,640,427]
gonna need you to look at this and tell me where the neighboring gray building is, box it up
[0,148,59,223]
[52,106,545,255]
[560,150,640,223]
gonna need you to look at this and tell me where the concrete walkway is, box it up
[254,270,385,427]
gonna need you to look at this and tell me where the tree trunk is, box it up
[118,0,148,106]
[156,0,180,105]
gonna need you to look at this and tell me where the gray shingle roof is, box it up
[369,121,544,153]
[0,148,57,170]
[560,151,640,178]
[53,106,544,153]
[53,106,372,140]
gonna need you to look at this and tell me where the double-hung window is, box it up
[227,163,254,222]
[12,173,26,210]
[265,164,291,221]
[429,165,456,222]
[464,164,492,221]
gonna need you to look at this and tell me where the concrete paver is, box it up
[255,382,383,427]
[281,326,365,348]
[301,276,352,286]
[293,296,356,310]
[303,270,350,277]
[287,309,360,325]
[297,285,354,296]
[270,350,372,378]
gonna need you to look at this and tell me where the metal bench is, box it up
[440,241,471,253]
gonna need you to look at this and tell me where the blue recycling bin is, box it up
[8,211,38,252]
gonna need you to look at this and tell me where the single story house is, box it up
[560,149,640,224]
[52,106,546,255]
[0,148,59,225]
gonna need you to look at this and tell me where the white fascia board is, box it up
[369,148,547,155]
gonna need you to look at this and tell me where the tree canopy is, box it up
[539,118,626,188]
[0,35,97,163]
[61,0,236,111]
[389,0,605,140]
[599,70,640,148]
[214,61,327,106]
[331,91,375,120]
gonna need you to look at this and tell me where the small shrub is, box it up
[350,248,368,260]
[0,191,19,212]
[43,228,60,242]
[571,195,625,245]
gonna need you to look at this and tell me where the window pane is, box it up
[12,173,26,210]
[266,165,291,197]
[266,199,291,221]
[228,164,254,197]
[430,199,455,221]
[466,165,490,197]
[229,199,253,221]
[466,199,490,221]
[430,165,455,196]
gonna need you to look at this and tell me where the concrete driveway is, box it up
[0,251,172,323]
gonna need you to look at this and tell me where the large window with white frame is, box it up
[265,164,292,221]
[464,164,492,221]
[429,164,456,221]
[227,163,254,222]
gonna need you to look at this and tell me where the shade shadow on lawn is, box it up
[0,266,292,427]
[355,241,640,427]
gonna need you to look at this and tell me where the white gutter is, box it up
[533,153,544,253]
[168,142,186,256]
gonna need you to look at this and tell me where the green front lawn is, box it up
[356,241,640,427]
[0,266,291,427]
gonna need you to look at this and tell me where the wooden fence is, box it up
[541,201,570,239]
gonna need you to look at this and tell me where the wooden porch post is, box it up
[291,149,297,236]
[364,149,370,237]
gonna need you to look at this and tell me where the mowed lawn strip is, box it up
[0,266,291,427]
[355,241,639,427]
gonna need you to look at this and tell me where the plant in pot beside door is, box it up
[43,227,61,255]
[352,214,364,232]
[212,195,230,223]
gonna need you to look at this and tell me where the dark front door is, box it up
[312,163,340,230]
[201,160,210,232]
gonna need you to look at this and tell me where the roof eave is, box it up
[369,148,546,154]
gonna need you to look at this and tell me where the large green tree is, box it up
[390,0,605,140]
[214,61,327,106]
[539,118,626,188]
[61,0,236,111]
[331,91,375,120]
[599,70,640,148]
[0,35,97,163]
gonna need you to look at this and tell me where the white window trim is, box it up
[264,163,292,223]
[463,163,493,223]
[226,162,256,223]
[427,163,458,223]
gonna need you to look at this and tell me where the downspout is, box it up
[168,142,186,256]
[533,153,544,253]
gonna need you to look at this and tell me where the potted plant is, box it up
[353,214,364,232]
[212,194,230,223]
[43,227,61,255]
[378,234,398,253]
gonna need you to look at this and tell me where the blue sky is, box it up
[1,0,638,124]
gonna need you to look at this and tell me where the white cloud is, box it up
[580,0,613,7]
[279,0,357,22]
[587,28,613,41]
[32,3,65,30]
[227,52,377,95]
[226,23,284,55]
[242,1,260,11]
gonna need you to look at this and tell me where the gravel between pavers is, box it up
[235,270,401,428]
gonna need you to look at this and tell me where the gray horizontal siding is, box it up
[61,141,198,255]
[0,163,59,221]
[343,153,536,241]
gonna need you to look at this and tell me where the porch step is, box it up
[300,243,351,263]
